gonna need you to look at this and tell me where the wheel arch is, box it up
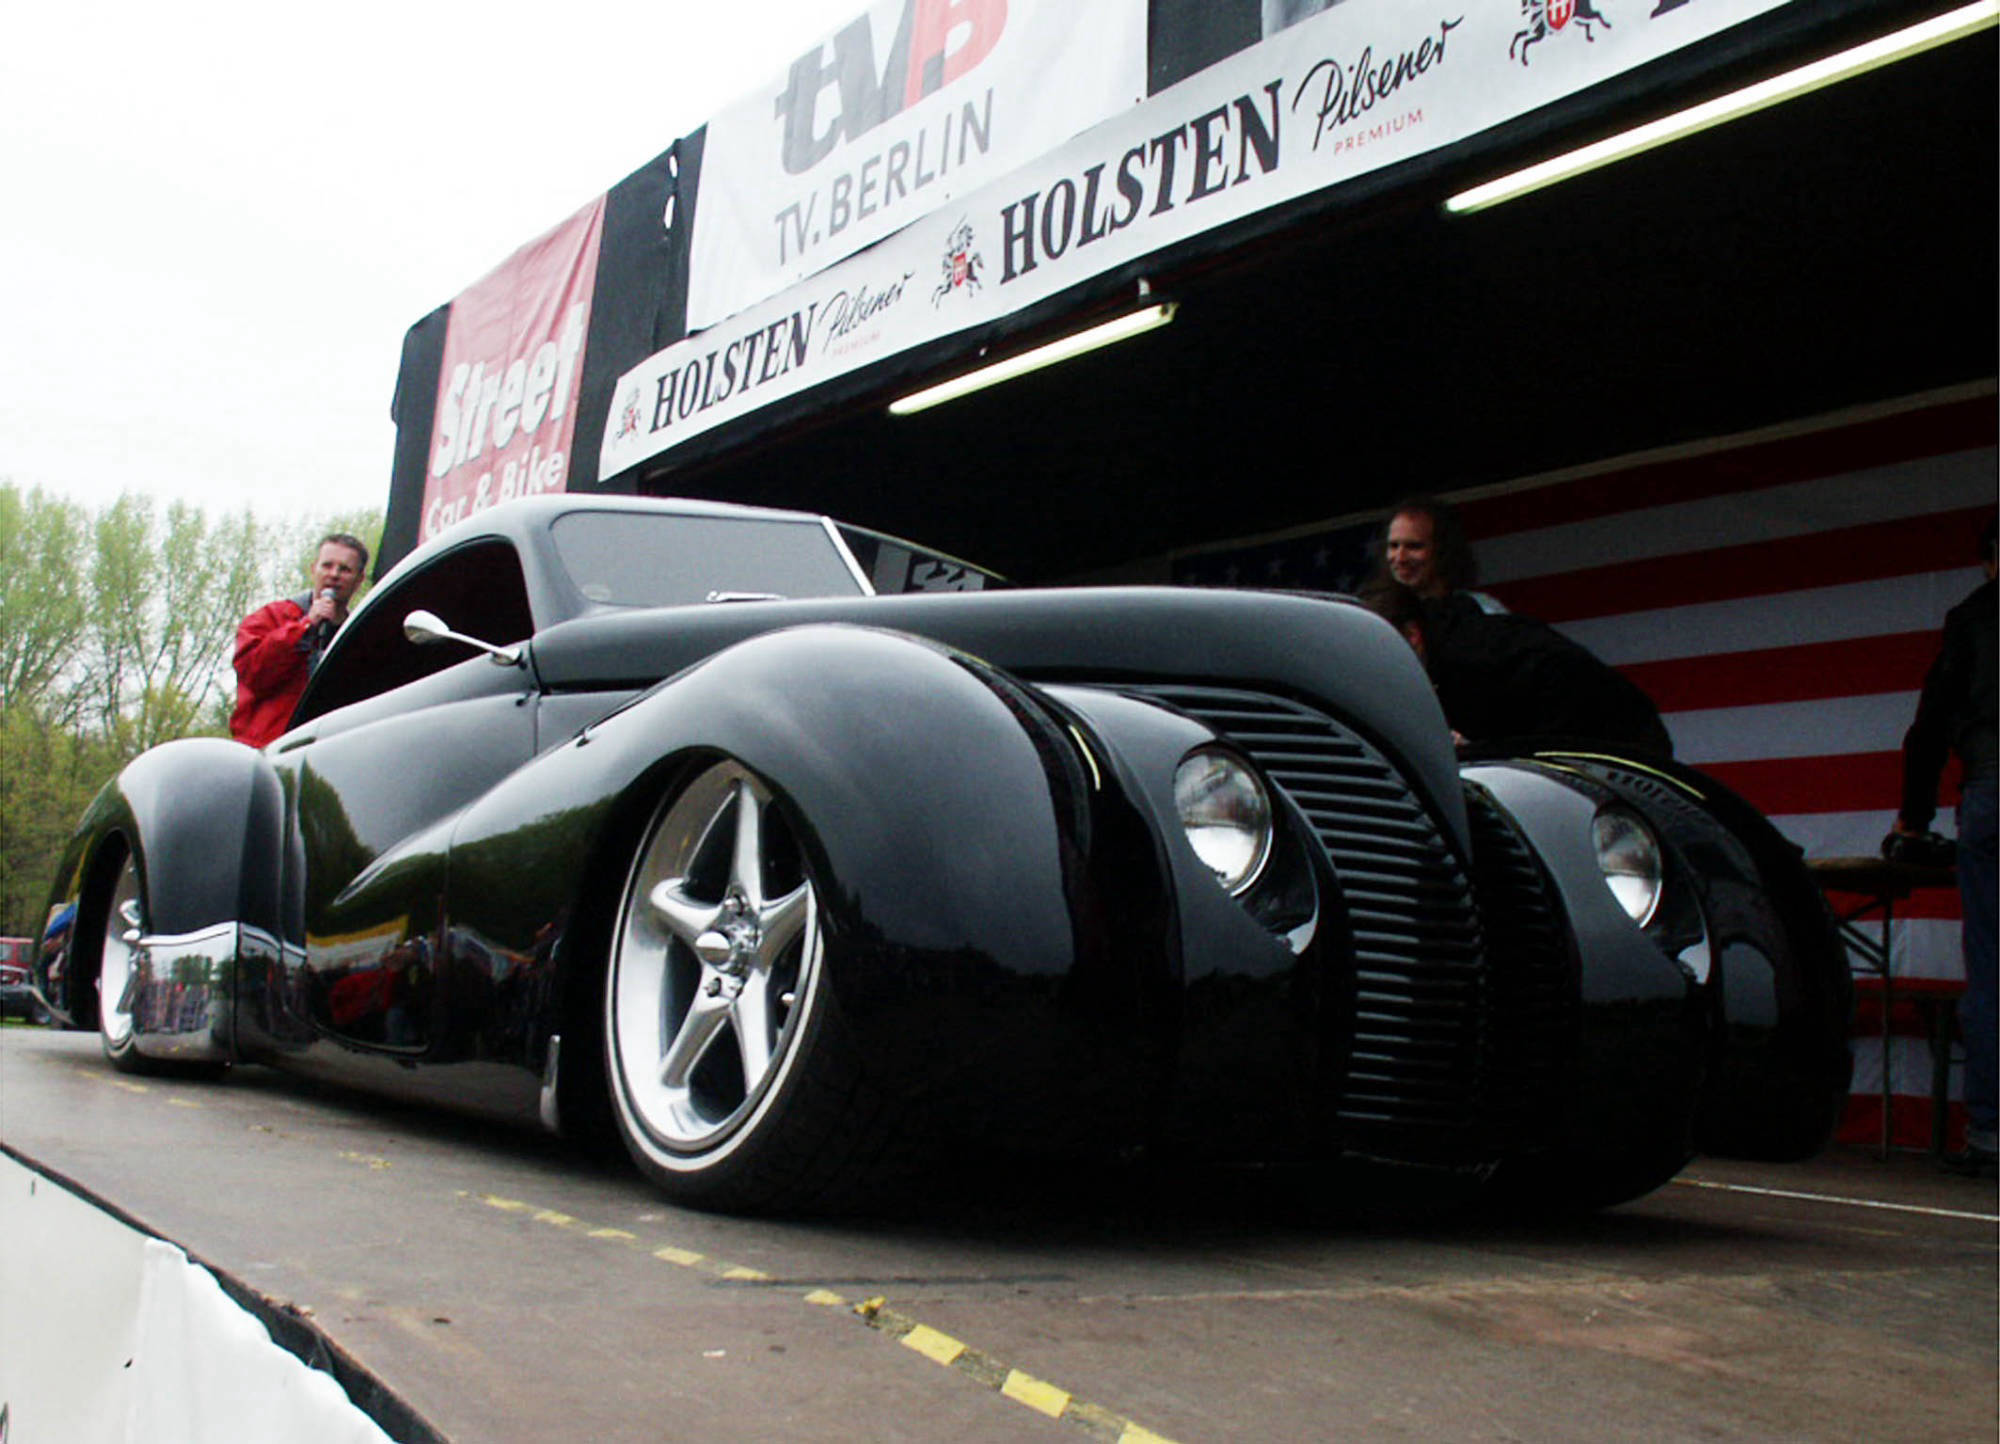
[64,827,134,1031]
[457,623,1168,1160]
[546,747,717,1155]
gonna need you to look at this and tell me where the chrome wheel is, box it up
[98,851,143,1054]
[609,760,821,1157]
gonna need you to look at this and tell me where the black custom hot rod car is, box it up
[34,496,1850,1212]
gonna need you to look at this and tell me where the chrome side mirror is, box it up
[403,609,525,668]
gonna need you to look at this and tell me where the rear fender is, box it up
[37,738,282,1055]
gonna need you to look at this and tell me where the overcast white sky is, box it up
[0,0,863,523]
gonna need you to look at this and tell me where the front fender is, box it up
[1524,750,1852,1161]
[1466,763,1706,1167]
[1466,749,1851,1163]
[447,624,1173,1153]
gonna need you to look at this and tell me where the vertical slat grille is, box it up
[1127,686,1488,1142]
[1463,784,1575,1150]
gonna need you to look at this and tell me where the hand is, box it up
[306,592,342,627]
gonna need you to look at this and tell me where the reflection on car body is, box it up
[34,497,1850,1213]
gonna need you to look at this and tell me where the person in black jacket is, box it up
[1892,514,1997,1175]
[1362,581,1673,757]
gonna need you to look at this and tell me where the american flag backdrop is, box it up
[1176,388,1997,1146]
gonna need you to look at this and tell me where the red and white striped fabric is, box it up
[1455,391,1995,1144]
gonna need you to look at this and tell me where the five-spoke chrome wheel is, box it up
[608,760,822,1160]
[98,850,144,1060]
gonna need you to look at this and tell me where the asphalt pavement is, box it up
[1,1023,1993,1443]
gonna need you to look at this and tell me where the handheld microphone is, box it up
[313,588,338,646]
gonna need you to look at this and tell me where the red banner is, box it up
[422,197,605,542]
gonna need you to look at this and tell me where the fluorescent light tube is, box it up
[889,303,1178,416]
[1445,1,1998,215]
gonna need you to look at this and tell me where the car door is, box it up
[247,537,541,1062]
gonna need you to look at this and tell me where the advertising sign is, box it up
[606,0,1795,482]
[421,197,606,544]
[685,0,1148,330]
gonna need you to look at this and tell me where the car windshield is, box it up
[550,511,867,607]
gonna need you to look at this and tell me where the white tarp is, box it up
[607,0,1796,480]
[685,0,1149,330]
[0,1154,393,1444]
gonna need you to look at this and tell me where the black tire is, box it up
[603,758,895,1212]
[1481,1141,1693,1216]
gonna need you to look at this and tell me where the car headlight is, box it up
[1174,748,1273,895]
[1592,807,1663,927]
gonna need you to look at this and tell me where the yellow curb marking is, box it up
[654,1245,705,1267]
[589,1227,637,1241]
[532,1209,575,1226]
[339,1152,391,1170]
[900,1323,966,1367]
[1003,1370,1071,1418]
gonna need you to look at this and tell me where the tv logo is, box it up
[774,0,1007,175]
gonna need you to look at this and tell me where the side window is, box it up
[294,539,534,724]
[835,525,1005,592]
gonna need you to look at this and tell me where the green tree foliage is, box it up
[0,480,385,935]
[0,485,90,727]
[0,707,119,940]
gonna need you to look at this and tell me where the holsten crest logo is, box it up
[614,384,643,442]
[1511,0,1611,63]
[774,0,1009,175]
[932,220,984,304]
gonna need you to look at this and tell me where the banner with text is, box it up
[608,0,1794,480]
[423,197,605,543]
[685,0,1148,331]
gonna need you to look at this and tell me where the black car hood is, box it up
[530,586,1468,853]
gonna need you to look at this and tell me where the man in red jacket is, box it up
[229,533,369,747]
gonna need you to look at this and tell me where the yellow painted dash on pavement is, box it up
[1002,1370,1071,1418]
[900,1324,967,1367]
[463,1191,1181,1443]
[847,1297,1181,1442]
